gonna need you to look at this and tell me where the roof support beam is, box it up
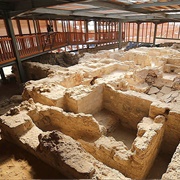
[32,8,72,16]
[153,23,158,46]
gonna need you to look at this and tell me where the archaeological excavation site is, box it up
[0,0,180,179]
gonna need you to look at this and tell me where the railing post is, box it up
[118,20,122,49]
[3,11,26,82]
[33,17,41,52]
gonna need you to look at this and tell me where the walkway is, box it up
[0,32,119,66]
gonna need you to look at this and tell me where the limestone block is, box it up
[28,103,103,141]
[19,125,43,151]
[153,78,165,89]
[160,93,174,103]
[167,58,180,66]
[23,83,66,108]
[161,75,175,87]
[162,143,180,180]
[160,86,172,94]
[0,112,33,137]
[80,136,131,177]
[172,77,180,90]
[149,101,172,118]
[104,85,153,129]
[60,72,84,88]
[148,87,160,95]
[37,131,130,179]
[162,108,180,154]
[130,116,165,179]
[157,92,164,98]
[65,85,103,114]
[130,83,149,93]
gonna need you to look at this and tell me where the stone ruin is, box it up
[0,47,180,179]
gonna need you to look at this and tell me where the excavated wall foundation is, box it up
[1,46,180,179]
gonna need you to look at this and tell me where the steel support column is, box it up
[85,20,89,48]
[94,20,97,41]
[3,11,26,82]
[118,20,122,49]
[153,23,158,46]
[136,22,140,43]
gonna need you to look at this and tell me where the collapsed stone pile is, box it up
[1,47,180,179]
[32,52,81,67]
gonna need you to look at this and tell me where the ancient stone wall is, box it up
[1,47,180,179]
[103,85,153,129]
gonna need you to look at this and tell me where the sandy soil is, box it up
[0,139,66,179]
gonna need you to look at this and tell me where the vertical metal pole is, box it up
[136,22,140,43]
[118,20,122,49]
[85,20,89,48]
[94,20,97,41]
[3,11,26,82]
[153,23,157,46]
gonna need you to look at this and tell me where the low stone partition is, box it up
[23,82,66,107]
[80,115,165,179]
[22,72,84,107]
[0,101,128,179]
[65,84,103,114]
[150,101,180,155]
[103,85,154,129]
[28,102,104,141]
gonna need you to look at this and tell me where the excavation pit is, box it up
[1,47,180,179]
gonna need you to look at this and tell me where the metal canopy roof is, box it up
[0,0,179,22]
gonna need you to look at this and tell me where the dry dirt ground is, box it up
[0,80,66,179]
[0,139,66,179]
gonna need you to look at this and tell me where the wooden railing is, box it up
[0,31,119,65]
[0,37,16,64]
